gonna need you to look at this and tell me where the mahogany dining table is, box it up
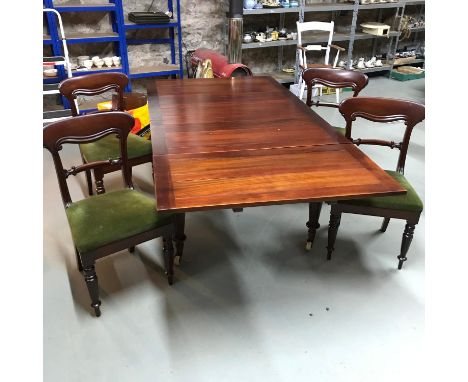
[147,76,405,262]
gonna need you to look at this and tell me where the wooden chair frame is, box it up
[43,112,175,317]
[301,68,369,250]
[296,21,346,101]
[327,97,425,269]
[59,72,152,196]
[303,67,369,109]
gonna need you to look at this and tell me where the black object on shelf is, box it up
[128,11,170,24]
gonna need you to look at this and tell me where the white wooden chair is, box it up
[296,21,345,102]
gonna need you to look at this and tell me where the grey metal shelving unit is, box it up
[390,0,425,71]
[237,0,424,83]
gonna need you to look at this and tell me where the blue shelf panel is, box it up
[124,21,180,30]
[130,70,180,79]
[129,64,180,78]
[126,38,172,45]
[43,77,61,84]
[54,4,116,12]
[72,67,125,77]
[65,32,120,44]
[79,108,99,115]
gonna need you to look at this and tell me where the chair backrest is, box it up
[59,72,129,116]
[303,68,369,107]
[43,112,135,207]
[339,97,425,173]
[296,21,334,65]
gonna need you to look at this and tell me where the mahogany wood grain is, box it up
[153,145,405,212]
[148,76,405,244]
[148,76,349,155]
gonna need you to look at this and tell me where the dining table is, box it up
[147,76,405,263]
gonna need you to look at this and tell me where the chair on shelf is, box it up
[326,97,425,269]
[59,72,153,196]
[296,21,346,101]
[43,112,175,317]
[303,67,369,136]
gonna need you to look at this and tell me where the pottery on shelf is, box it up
[43,68,58,77]
[77,55,90,66]
[95,59,105,68]
[103,57,113,67]
[83,59,93,70]
[356,58,365,69]
[244,0,256,10]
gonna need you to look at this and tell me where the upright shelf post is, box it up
[113,0,131,91]
[346,0,359,70]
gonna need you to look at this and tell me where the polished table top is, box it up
[148,76,405,212]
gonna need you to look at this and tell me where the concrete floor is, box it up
[43,76,425,382]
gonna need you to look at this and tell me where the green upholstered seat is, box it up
[80,133,152,162]
[338,170,423,213]
[65,189,171,253]
[334,126,346,135]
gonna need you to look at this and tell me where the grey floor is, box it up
[44,76,425,382]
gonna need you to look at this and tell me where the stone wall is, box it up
[49,0,230,91]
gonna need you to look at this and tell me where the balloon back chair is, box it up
[59,72,153,196]
[303,67,369,135]
[43,112,175,317]
[326,97,425,269]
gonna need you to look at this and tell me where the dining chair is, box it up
[326,97,425,269]
[296,21,346,101]
[43,112,175,317]
[301,68,369,251]
[59,72,153,196]
[303,67,369,135]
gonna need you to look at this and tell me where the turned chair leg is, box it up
[128,166,133,182]
[327,210,342,260]
[398,222,416,270]
[75,248,83,272]
[129,246,135,253]
[380,218,390,232]
[172,213,186,265]
[306,202,322,250]
[163,235,175,285]
[94,169,106,195]
[85,169,94,196]
[83,264,101,317]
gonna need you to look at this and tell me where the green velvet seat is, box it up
[80,133,152,162]
[334,126,346,135]
[338,170,423,213]
[66,189,171,253]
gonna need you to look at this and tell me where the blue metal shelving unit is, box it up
[43,0,184,108]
